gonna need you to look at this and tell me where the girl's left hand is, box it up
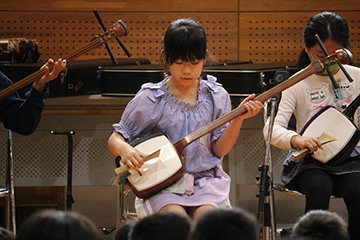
[238,94,264,119]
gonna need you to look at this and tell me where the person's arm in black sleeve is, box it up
[0,59,66,135]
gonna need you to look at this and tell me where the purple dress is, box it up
[113,75,232,217]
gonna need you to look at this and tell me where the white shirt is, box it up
[264,64,360,150]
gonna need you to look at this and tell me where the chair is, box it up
[115,157,137,226]
[0,129,16,234]
[98,157,137,235]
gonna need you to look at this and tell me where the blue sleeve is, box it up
[211,89,231,142]
[205,75,232,142]
[0,71,47,135]
[113,85,165,143]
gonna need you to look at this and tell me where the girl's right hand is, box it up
[290,135,322,153]
[119,145,146,170]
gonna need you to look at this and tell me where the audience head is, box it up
[131,211,191,240]
[291,209,350,240]
[0,227,15,240]
[114,220,136,240]
[189,207,259,240]
[16,209,102,240]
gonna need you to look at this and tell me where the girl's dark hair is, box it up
[161,18,208,64]
[298,11,352,69]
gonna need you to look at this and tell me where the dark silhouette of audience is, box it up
[114,220,137,240]
[128,211,191,240]
[291,210,350,240]
[15,209,102,240]
[10,206,349,240]
[188,206,259,240]
[0,227,15,240]
[114,207,258,240]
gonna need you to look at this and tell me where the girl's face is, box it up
[306,40,343,74]
[168,59,205,87]
[306,40,343,61]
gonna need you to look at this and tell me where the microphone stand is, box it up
[258,98,278,240]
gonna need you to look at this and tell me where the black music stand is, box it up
[50,130,76,211]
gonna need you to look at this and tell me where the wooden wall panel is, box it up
[0,0,359,64]
[239,0,360,11]
[0,0,238,12]
[0,12,238,63]
[239,11,360,63]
